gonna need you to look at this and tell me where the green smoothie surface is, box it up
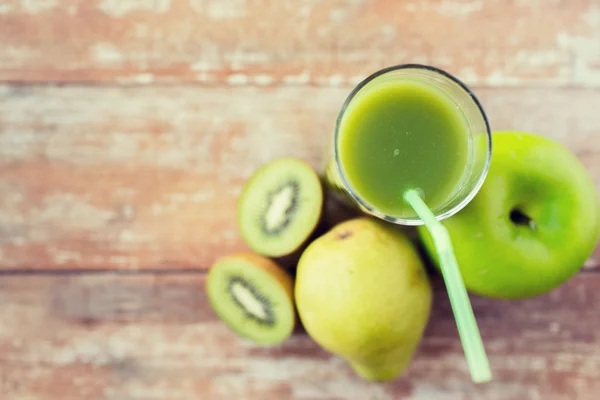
[338,77,470,218]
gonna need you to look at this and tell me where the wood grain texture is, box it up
[1,85,599,270]
[1,1,598,398]
[0,272,599,400]
[0,0,599,86]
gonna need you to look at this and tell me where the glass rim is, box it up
[333,63,492,226]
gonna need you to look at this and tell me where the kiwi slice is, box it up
[237,157,324,258]
[206,253,295,345]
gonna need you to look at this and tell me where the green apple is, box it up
[419,131,600,299]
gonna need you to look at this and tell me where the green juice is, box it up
[338,78,471,218]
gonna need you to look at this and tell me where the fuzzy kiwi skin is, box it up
[236,157,326,260]
[206,252,296,341]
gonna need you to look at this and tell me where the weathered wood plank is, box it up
[0,85,598,270]
[0,0,599,86]
[0,272,599,400]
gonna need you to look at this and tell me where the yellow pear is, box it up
[295,217,432,381]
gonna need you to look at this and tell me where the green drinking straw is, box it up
[404,189,492,383]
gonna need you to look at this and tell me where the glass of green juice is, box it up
[327,64,491,224]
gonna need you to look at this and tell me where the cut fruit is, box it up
[237,157,324,257]
[206,253,295,345]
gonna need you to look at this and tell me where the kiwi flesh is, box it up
[206,253,295,345]
[237,157,324,258]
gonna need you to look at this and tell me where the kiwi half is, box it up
[206,253,295,345]
[237,157,324,258]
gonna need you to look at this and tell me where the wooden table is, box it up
[1,1,599,399]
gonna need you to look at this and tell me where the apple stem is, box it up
[529,221,537,230]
